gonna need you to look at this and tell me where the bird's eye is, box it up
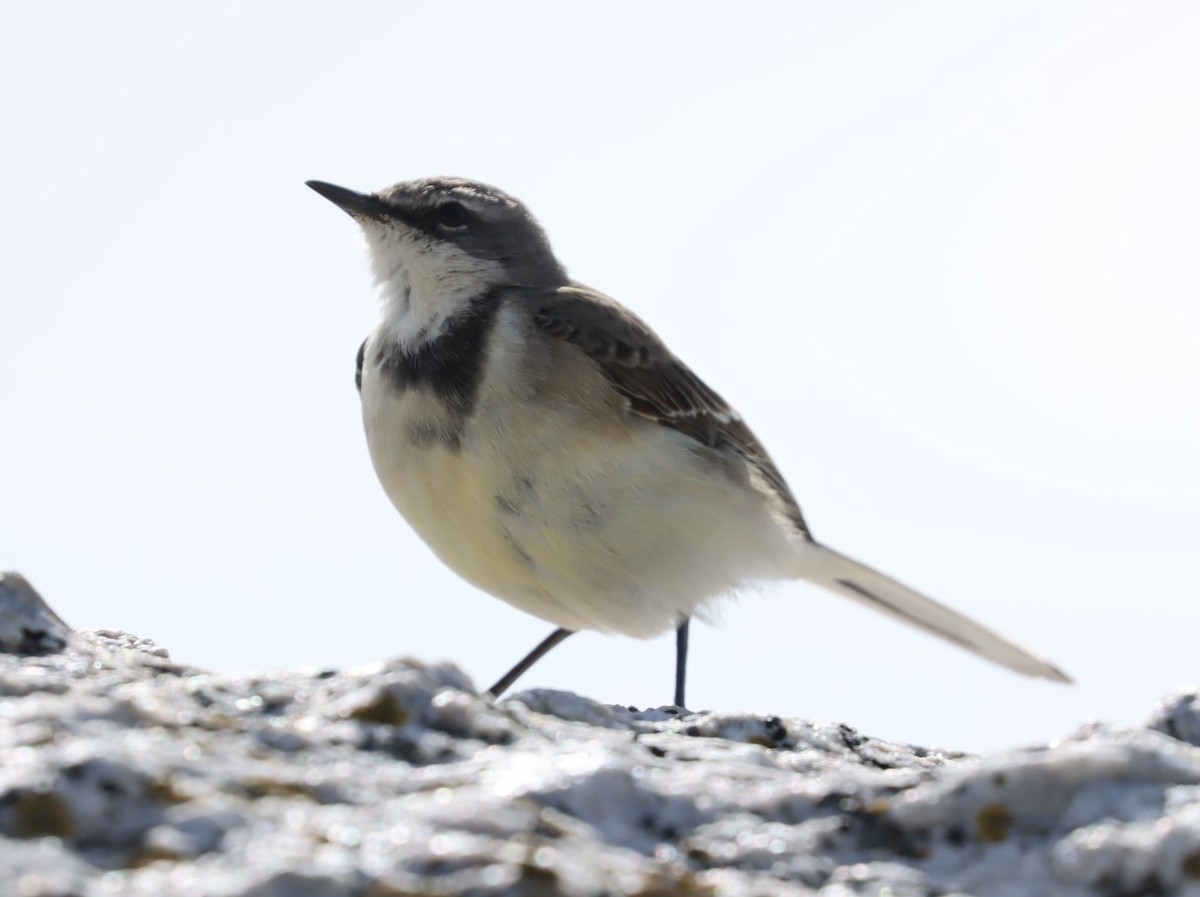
[434,201,469,229]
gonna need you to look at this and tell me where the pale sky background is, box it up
[3,2,1198,752]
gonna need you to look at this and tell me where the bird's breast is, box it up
[355,310,795,635]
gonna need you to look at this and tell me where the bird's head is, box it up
[308,177,565,341]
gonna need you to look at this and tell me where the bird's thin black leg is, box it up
[487,627,575,698]
[674,617,690,709]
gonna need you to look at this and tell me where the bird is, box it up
[306,175,1071,707]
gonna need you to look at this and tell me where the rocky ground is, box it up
[3,570,1200,897]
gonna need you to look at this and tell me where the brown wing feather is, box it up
[527,285,811,537]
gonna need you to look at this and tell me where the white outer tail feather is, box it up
[795,544,1072,683]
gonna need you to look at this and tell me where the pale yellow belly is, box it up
[358,334,794,636]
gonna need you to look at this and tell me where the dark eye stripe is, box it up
[434,201,469,229]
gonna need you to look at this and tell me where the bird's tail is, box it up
[794,543,1072,683]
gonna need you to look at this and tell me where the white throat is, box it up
[364,225,502,349]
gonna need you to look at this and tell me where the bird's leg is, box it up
[487,627,575,698]
[674,617,690,709]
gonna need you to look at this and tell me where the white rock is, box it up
[1,577,1199,896]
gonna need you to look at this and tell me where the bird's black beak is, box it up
[305,180,389,221]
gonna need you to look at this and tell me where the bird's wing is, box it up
[524,284,811,537]
[518,287,1071,683]
[519,285,1071,685]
